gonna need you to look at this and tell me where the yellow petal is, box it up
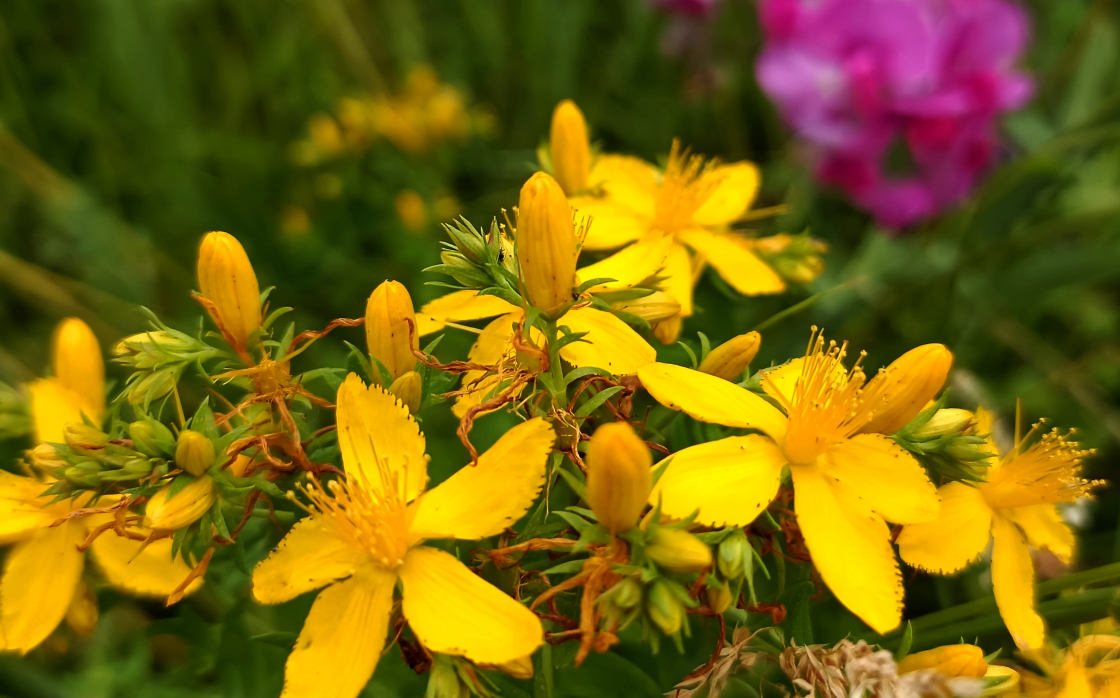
[281,568,396,698]
[650,435,786,527]
[637,362,788,440]
[1058,660,1092,698]
[857,344,953,435]
[1007,504,1075,565]
[821,434,940,524]
[51,318,104,423]
[399,546,542,664]
[690,162,761,226]
[677,229,785,296]
[991,514,1045,650]
[89,534,200,598]
[588,154,658,218]
[558,307,656,376]
[897,482,993,574]
[145,477,216,532]
[0,521,85,654]
[577,235,673,291]
[408,418,554,543]
[252,517,367,604]
[28,378,88,445]
[571,197,651,251]
[416,290,519,337]
[550,100,591,196]
[759,359,804,406]
[661,242,695,317]
[0,472,55,544]
[452,313,521,420]
[791,463,902,634]
[336,373,429,502]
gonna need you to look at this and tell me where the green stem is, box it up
[543,318,568,407]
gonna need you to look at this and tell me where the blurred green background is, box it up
[1,0,1119,695]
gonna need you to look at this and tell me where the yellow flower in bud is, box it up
[63,423,110,455]
[175,431,215,477]
[197,232,262,349]
[858,344,953,435]
[517,172,578,317]
[65,579,99,636]
[27,443,66,474]
[51,318,104,422]
[610,291,682,326]
[365,280,419,382]
[585,423,653,534]
[550,100,591,196]
[389,370,423,414]
[913,408,974,439]
[897,644,987,678]
[647,580,685,635]
[146,477,216,531]
[230,454,255,478]
[645,528,713,573]
[706,580,733,614]
[493,655,535,680]
[698,332,762,381]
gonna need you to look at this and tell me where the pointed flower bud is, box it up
[63,423,110,455]
[517,172,578,317]
[146,477,216,531]
[717,531,751,580]
[647,580,685,635]
[196,232,262,349]
[365,281,419,382]
[610,291,682,325]
[389,370,423,414]
[52,318,104,422]
[586,423,653,534]
[645,528,713,573]
[129,419,176,459]
[897,644,987,678]
[175,430,215,477]
[699,332,762,381]
[28,443,66,474]
[912,408,974,440]
[706,580,733,614]
[550,100,591,196]
[859,344,953,435]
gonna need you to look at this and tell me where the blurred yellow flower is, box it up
[637,330,945,634]
[394,189,428,232]
[550,100,592,196]
[27,318,104,444]
[898,407,1101,650]
[251,374,554,698]
[585,422,652,534]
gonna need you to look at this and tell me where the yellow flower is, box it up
[636,330,944,633]
[1020,635,1120,697]
[571,140,785,324]
[146,477,217,532]
[395,190,428,232]
[698,331,762,381]
[0,474,199,653]
[898,408,1100,650]
[27,318,104,444]
[197,231,262,351]
[585,422,652,534]
[517,172,580,317]
[364,280,419,382]
[550,100,591,196]
[251,374,555,698]
[898,644,988,677]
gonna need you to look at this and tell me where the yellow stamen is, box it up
[652,140,719,234]
[780,328,869,464]
[982,425,1101,509]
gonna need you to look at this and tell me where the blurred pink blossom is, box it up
[756,0,1033,228]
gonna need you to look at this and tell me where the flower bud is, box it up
[859,344,953,435]
[196,231,262,349]
[585,423,653,534]
[706,580,733,614]
[647,580,684,635]
[699,332,762,381]
[912,409,974,439]
[146,477,216,531]
[389,370,423,414]
[175,431,215,477]
[980,665,1020,696]
[426,655,470,698]
[52,318,104,422]
[28,443,66,474]
[64,462,102,487]
[612,576,643,610]
[365,281,419,382]
[517,172,578,317]
[494,655,534,680]
[129,420,176,458]
[65,579,99,637]
[63,423,110,455]
[610,291,682,325]
[645,528,713,574]
[550,100,591,196]
[124,368,178,406]
[717,532,750,580]
[114,330,196,369]
[897,644,987,678]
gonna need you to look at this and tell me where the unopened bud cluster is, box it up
[114,324,222,407]
[894,398,992,483]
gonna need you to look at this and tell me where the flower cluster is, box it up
[756,0,1034,228]
[0,99,1104,698]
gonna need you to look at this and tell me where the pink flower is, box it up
[756,0,1033,228]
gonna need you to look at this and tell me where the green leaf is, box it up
[556,464,586,499]
[575,277,616,294]
[894,621,914,660]
[250,632,298,650]
[573,386,624,418]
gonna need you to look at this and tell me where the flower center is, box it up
[779,330,869,464]
[652,140,719,234]
[296,467,412,570]
[981,425,1100,510]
